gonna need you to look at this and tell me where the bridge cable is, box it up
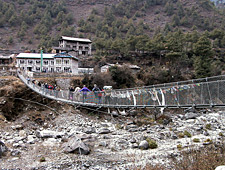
[5,97,61,115]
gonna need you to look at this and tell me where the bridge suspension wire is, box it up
[6,97,61,115]
[17,70,225,109]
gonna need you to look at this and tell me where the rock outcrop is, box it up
[62,137,90,155]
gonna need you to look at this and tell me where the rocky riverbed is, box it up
[0,106,225,169]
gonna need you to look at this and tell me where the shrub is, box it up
[146,138,158,149]
[193,138,200,143]
[115,124,122,130]
[204,138,212,143]
[111,147,117,152]
[171,144,225,170]
[40,157,46,162]
[178,132,184,138]
[177,144,182,150]
[205,124,211,130]
[184,130,192,138]
[218,132,224,137]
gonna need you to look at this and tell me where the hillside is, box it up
[0,0,224,86]
[0,0,224,51]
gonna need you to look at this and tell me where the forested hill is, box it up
[0,0,225,84]
[0,0,224,51]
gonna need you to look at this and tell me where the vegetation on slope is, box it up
[0,0,224,85]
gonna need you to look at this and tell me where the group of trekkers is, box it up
[68,84,112,104]
[27,76,61,98]
[26,76,112,104]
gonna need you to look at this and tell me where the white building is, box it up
[16,52,79,74]
[78,68,94,74]
[101,63,140,73]
[101,64,115,73]
[53,36,92,56]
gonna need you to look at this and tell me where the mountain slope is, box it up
[0,0,224,52]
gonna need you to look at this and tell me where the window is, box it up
[85,47,89,50]
[44,61,48,65]
[64,60,70,65]
[36,60,40,65]
[28,60,33,64]
[56,67,61,72]
[36,67,40,71]
[73,46,77,49]
[79,46,83,50]
[20,60,24,64]
[66,45,71,48]
[64,67,71,73]
[56,59,61,65]
[51,61,54,65]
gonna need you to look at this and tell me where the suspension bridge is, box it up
[17,70,225,109]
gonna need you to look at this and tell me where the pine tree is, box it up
[193,36,213,78]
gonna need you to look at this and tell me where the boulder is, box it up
[125,124,138,130]
[84,127,96,134]
[119,110,128,116]
[36,130,64,138]
[215,166,225,170]
[12,124,23,130]
[19,130,27,138]
[27,135,36,144]
[111,111,119,117]
[138,140,149,150]
[131,143,139,148]
[128,128,139,132]
[129,110,138,116]
[76,133,92,140]
[185,112,199,119]
[98,128,111,134]
[11,150,21,156]
[130,138,136,143]
[0,141,8,157]
[43,138,59,147]
[203,131,209,136]
[99,141,108,147]
[126,120,134,125]
[62,137,90,155]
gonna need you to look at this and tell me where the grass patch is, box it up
[184,130,192,138]
[205,124,211,130]
[178,132,184,138]
[177,144,182,150]
[40,157,46,162]
[193,138,200,143]
[146,138,158,149]
[218,132,224,137]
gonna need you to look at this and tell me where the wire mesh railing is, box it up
[17,70,225,108]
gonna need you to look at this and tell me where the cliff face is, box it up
[0,77,28,120]
[0,76,57,121]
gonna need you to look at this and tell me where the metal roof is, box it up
[54,53,79,60]
[61,36,92,43]
[16,53,55,59]
[0,55,12,59]
[16,53,79,60]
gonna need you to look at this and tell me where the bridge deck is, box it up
[17,70,225,109]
